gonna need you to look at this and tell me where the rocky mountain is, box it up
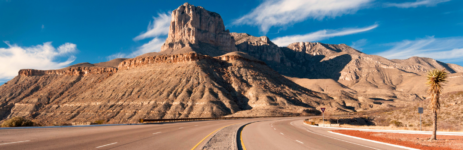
[231,33,463,111]
[1,3,462,125]
[0,3,336,125]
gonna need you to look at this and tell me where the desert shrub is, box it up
[1,117,34,127]
[374,117,390,126]
[390,120,403,127]
[93,120,105,124]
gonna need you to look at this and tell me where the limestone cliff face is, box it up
[19,67,118,76]
[161,3,237,54]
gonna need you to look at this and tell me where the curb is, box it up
[236,122,254,150]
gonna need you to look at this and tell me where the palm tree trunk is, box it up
[431,110,437,140]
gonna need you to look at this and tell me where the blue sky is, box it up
[1,0,463,85]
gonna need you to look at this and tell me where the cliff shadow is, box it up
[197,59,252,111]
[278,47,353,80]
[436,60,457,73]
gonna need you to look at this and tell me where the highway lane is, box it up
[242,118,410,150]
[1,117,413,150]
[0,119,259,150]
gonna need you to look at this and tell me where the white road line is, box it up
[274,128,276,130]
[304,129,380,150]
[96,142,117,148]
[329,131,419,150]
[195,125,198,126]
[179,127,183,129]
[296,140,304,144]
[0,140,30,146]
[153,132,162,134]
[304,122,463,136]
[280,132,284,135]
[290,122,294,126]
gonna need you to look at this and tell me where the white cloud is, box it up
[41,24,44,29]
[133,13,171,41]
[108,12,171,60]
[107,37,165,60]
[272,24,378,46]
[385,0,450,8]
[376,36,463,61]
[0,42,77,80]
[234,0,372,34]
[351,39,368,51]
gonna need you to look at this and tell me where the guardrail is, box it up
[140,115,317,123]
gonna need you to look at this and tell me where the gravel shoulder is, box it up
[201,122,249,150]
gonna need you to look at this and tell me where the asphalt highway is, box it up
[0,117,410,150]
[0,119,256,150]
[242,118,409,150]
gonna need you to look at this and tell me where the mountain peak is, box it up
[161,3,237,56]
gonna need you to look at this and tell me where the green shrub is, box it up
[1,117,34,127]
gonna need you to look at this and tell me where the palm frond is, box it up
[426,69,447,111]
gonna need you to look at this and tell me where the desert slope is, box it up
[0,3,342,125]
[231,33,463,111]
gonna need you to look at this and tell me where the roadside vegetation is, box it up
[306,91,463,132]
[93,119,105,124]
[1,117,36,127]
[426,69,447,140]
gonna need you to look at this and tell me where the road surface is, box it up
[242,118,409,150]
[0,117,409,150]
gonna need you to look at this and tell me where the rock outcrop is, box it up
[161,3,237,56]
[19,67,118,76]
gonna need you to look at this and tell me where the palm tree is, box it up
[426,69,447,140]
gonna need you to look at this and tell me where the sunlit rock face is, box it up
[161,3,237,55]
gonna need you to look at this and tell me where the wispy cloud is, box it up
[108,12,171,60]
[233,0,372,34]
[351,39,368,51]
[133,13,171,41]
[107,37,165,60]
[376,36,463,61]
[0,42,77,80]
[272,24,378,46]
[385,0,450,8]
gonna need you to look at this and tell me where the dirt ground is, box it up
[332,130,463,150]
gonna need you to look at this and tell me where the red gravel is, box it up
[332,130,463,150]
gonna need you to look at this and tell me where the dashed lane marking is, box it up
[0,140,30,146]
[296,140,304,144]
[153,132,162,134]
[96,142,117,148]
[280,132,284,135]
[179,127,184,129]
